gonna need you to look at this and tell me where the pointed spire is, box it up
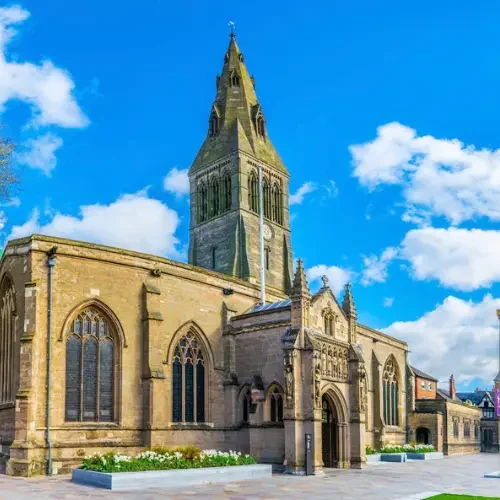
[494,371,500,383]
[190,35,287,175]
[291,259,310,299]
[342,282,357,319]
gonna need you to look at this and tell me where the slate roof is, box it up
[436,389,461,402]
[410,366,438,382]
[456,390,493,406]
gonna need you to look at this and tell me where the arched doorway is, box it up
[321,395,337,467]
[416,427,431,445]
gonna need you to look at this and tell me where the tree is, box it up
[0,129,19,202]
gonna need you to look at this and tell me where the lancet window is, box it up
[263,177,271,218]
[198,182,208,223]
[172,331,206,423]
[210,113,219,136]
[268,385,283,422]
[209,177,220,218]
[271,182,282,224]
[0,277,16,404]
[222,171,231,212]
[383,356,400,426]
[323,310,335,336]
[248,171,258,213]
[65,307,116,422]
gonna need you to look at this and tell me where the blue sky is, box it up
[1,1,499,390]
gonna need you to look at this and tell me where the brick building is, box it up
[408,368,481,455]
[0,34,413,477]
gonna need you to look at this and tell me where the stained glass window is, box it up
[383,356,399,426]
[171,331,206,423]
[65,307,116,423]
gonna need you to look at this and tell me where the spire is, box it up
[291,259,310,299]
[342,283,357,319]
[190,35,287,174]
[494,371,500,383]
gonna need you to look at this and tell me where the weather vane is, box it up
[228,20,235,37]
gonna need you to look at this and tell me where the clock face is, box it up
[263,224,273,241]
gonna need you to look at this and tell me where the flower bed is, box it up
[379,444,435,454]
[81,448,257,473]
[73,447,270,491]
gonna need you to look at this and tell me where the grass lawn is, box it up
[426,495,500,500]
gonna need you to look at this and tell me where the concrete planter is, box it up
[484,471,500,479]
[380,453,406,463]
[406,452,443,460]
[72,464,272,491]
[366,454,381,463]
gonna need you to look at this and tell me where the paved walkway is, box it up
[0,454,499,499]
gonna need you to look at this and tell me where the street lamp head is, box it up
[496,309,500,319]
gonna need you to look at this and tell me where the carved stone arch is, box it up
[265,380,284,397]
[238,383,252,422]
[0,272,17,312]
[265,381,284,422]
[58,298,127,347]
[382,354,401,385]
[322,382,349,423]
[165,320,214,368]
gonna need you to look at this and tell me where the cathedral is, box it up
[0,34,409,477]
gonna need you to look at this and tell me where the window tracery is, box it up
[271,182,282,224]
[263,177,271,219]
[65,307,116,422]
[222,171,231,212]
[0,277,16,404]
[383,356,399,427]
[172,330,206,423]
[323,309,336,336]
[268,385,283,422]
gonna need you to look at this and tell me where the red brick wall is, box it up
[415,376,437,400]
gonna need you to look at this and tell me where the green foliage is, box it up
[365,445,378,455]
[380,444,435,454]
[81,449,257,474]
[0,130,19,202]
[426,495,500,500]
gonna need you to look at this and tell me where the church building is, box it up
[0,34,409,476]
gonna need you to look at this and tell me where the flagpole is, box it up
[258,165,266,305]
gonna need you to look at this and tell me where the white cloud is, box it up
[360,247,398,286]
[7,189,182,259]
[163,167,189,197]
[400,227,500,291]
[307,264,353,296]
[325,180,339,198]
[290,181,317,205]
[0,5,88,128]
[383,297,394,307]
[17,132,63,175]
[350,122,500,225]
[0,196,20,208]
[383,294,500,386]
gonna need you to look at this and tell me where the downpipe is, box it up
[46,246,57,476]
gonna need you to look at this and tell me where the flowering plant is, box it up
[378,444,435,454]
[80,447,257,473]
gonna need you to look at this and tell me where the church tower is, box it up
[188,34,293,295]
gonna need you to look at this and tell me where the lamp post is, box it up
[496,310,500,418]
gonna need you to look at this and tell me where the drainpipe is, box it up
[46,246,57,476]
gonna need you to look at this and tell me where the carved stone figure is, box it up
[314,357,321,408]
[359,366,367,413]
[284,352,294,408]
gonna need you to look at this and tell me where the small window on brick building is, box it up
[428,382,433,390]
[421,381,426,390]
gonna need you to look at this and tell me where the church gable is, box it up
[309,287,348,342]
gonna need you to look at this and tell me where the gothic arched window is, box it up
[230,71,240,88]
[198,182,208,223]
[323,311,335,336]
[268,386,283,422]
[172,331,206,423]
[65,307,116,422]
[0,277,16,404]
[241,387,251,423]
[271,182,282,224]
[248,171,258,213]
[383,355,399,427]
[265,246,271,271]
[210,113,219,136]
[209,177,220,218]
[263,178,271,219]
[222,171,231,212]
[256,115,266,139]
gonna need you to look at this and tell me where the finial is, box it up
[228,20,236,38]
[321,275,329,288]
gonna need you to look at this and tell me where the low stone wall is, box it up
[72,464,272,491]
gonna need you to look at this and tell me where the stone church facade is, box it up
[0,35,409,477]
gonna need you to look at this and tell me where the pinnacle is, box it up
[342,282,357,319]
[291,259,310,298]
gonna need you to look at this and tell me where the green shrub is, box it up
[365,445,378,455]
[81,449,257,474]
